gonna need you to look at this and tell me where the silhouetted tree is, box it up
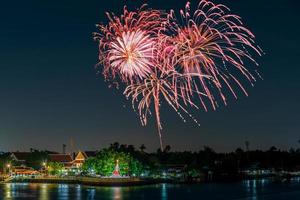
[245,141,250,151]
[26,150,49,169]
[269,146,277,152]
[164,145,171,153]
[139,144,146,152]
[110,142,120,151]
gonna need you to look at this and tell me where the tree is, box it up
[110,142,120,151]
[82,149,143,177]
[0,153,14,174]
[164,145,171,153]
[129,157,143,176]
[269,146,278,152]
[47,162,64,176]
[203,146,215,154]
[139,144,146,152]
[127,145,135,153]
[119,144,128,152]
[245,141,250,151]
[26,150,49,169]
[82,157,97,174]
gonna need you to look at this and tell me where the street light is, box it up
[42,162,48,177]
[6,164,11,176]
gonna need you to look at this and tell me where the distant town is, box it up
[1,142,300,185]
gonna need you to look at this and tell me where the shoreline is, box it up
[8,177,161,187]
[3,174,299,187]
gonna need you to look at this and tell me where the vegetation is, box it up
[47,162,64,176]
[0,153,14,174]
[87,142,300,180]
[26,149,49,169]
[82,148,143,176]
[2,141,300,180]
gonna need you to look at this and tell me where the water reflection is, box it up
[1,179,300,200]
[161,184,167,200]
[244,180,258,199]
[58,184,69,200]
[87,188,96,200]
[243,179,271,200]
[112,187,122,200]
[291,177,300,182]
[76,185,82,200]
[4,183,12,199]
[4,183,30,200]
[40,184,49,200]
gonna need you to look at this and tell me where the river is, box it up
[1,178,300,199]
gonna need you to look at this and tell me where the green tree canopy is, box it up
[47,162,64,176]
[82,149,143,177]
[26,150,49,169]
[0,153,14,173]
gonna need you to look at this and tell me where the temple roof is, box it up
[49,154,73,163]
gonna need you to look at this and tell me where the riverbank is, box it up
[10,176,161,186]
[7,173,300,187]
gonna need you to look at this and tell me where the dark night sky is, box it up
[0,0,299,153]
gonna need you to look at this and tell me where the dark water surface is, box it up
[1,178,300,200]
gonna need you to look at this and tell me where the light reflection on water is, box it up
[4,183,11,199]
[161,183,167,200]
[243,179,261,200]
[58,184,69,200]
[87,188,96,200]
[76,185,81,200]
[241,178,300,200]
[40,184,49,200]
[0,179,300,200]
[112,187,122,200]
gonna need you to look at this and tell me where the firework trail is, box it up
[94,1,263,150]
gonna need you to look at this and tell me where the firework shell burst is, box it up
[94,1,263,150]
[167,0,263,110]
[93,5,167,83]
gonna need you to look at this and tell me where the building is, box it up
[11,166,40,177]
[10,152,31,166]
[73,151,98,168]
[48,154,74,169]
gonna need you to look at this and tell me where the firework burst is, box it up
[94,0,263,150]
[109,30,155,80]
[167,0,263,110]
[94,5,167,83]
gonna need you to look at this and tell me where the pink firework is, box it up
[94,5,167,83]
[94,1,262,150]
[124,70,207,150]
[167,0,263,110]
[109,30,155,80]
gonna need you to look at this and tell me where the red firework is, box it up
[167,0,263,110]
[94,1,263,150]
[94,5,167,83]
